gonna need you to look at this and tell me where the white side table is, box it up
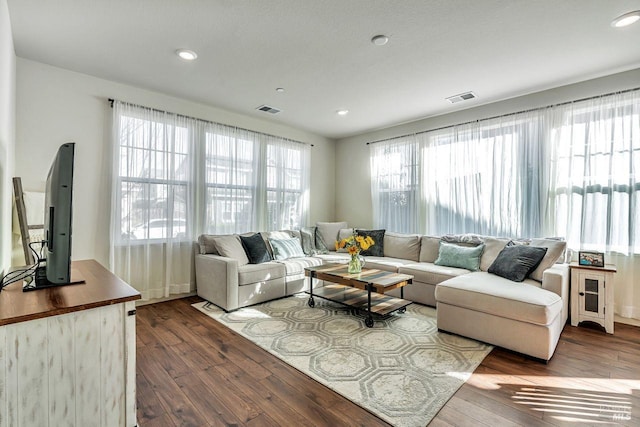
[570,261,616,334]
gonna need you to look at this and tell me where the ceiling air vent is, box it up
[446,91,477,104]
[256,104,281,114]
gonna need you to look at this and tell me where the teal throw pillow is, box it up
[434,241,485,271]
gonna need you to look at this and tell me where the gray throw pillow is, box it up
[434,241,485,271]
[356,229,385,257]
[299,226,317,255]
[488,245,548,282]
[240,233,273,264]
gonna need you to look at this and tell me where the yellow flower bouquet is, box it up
[335,232,375,273]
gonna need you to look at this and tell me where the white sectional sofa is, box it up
[195,225,569,361]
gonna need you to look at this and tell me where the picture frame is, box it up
[578,251,605,267]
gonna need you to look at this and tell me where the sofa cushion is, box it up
[316,221,348,251]
[269,238,305,260]
[529,238,567,282]
[435,241,485,271]
[360,256,417,272]
[276,257,323,276]
[356,229,385,257]
[435,272,562,326]
[399,262,470,285]
[210,234,249,266]
[479,237,510,271]
[419,236,440,263]
[237,262,286,286]
[488,245,548,282]
[312,252,351,264]
[384,232,421,262]
[240,233,273,264]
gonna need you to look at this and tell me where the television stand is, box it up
[23,265,85,292]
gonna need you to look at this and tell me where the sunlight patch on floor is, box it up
[467,374,637,423]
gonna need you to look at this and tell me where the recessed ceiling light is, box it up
[371,35,389,46]
[176,49,198,61]
[275,87,285,93]
[611,11,640,28]
[336,109,349,116]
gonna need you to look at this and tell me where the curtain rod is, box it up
[107,98,314,147]
[365,86,640,145]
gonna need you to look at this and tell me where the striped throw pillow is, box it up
[268,238,305,260]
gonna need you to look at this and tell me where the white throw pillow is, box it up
[210,234,250,266]
[316,221,348,252]
[479,237,510,271]
[528,238,567,282]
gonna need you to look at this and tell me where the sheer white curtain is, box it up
[202,126,310,234]
[110,102,197,300]
[548,90,640,254]
[111,101,310,300]
[423,112,546,238]
[370,137,422,233]
[370,112,546,237]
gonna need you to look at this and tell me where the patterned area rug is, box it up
[192,294,492,427]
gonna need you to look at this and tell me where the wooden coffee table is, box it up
[304,263,413,327]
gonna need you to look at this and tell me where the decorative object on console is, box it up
[434,241,485,271]
[356,229,385,257]
[239,233,272,264]
[578,251,605,268]
[336,230,375,273]
[488,245,548,282]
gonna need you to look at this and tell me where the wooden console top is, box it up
[0,259,141,326]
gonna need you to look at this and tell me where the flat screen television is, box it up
[26,142,82,290]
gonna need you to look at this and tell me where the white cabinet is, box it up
[0,260,140,427]
[0,301,138,427]
[570,262,616,334]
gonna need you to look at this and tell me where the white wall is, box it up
[336,68,640,322]
[0,0,16,274]
[15,58,336,268]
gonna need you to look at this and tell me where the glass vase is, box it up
[348,253,365,274]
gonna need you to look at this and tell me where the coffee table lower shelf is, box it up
[308,283,412,317]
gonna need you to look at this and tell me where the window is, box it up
[204,132,257,234]
[111,101,311,298]
[550,93,640,254]
[117,114,190,241]
[113,102,310,244]
[424,115,543,238]
[370,89,640,254]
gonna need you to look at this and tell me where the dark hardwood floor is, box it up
[137,296,640,426]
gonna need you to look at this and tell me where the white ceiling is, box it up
[7,0,640,139]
